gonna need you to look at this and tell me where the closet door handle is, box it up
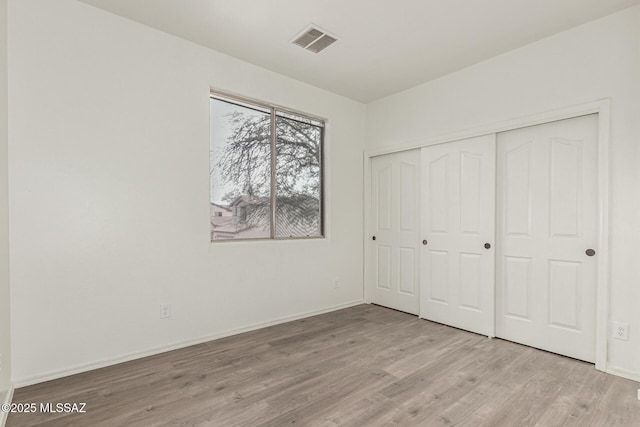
[372,236,376,241]
[586,249,596,256]
[422,240,428,246]
[484,243,491,249]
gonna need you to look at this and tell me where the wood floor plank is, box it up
[7,304,640,426]
[586,376,640,427]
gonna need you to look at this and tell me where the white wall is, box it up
[0,0,11,398]
[366,6,640,378]
[8,0,365,385]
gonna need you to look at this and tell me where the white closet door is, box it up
[420,135,496,336]
[370,150,421,315]
[496,114,598,362]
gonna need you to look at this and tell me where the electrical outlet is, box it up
[160,303,172,319]
[612,322,629,340]
[637,389,640,401]
[334,278,340,289]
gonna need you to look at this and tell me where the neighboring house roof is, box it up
[210,202,232,212]
[211,215,257,234]
[211,216,233,227]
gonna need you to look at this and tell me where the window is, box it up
[210,93,324,241]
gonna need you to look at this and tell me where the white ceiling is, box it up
[80,0,640,102]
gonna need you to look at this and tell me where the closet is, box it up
[369,114,599,362]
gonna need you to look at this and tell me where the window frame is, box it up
[209,89,326,242]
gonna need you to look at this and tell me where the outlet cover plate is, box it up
[612,322,629,340]
[160,303,172,319]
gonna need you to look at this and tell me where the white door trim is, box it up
[363,151,372,305]
[363,98,610,372]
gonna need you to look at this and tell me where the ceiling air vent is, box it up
[291,25,337,53]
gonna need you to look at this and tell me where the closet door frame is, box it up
[363,99,610,373]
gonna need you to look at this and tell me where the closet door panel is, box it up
[496,114,598,363]
[370,150,421,314]
[420,135,496,336]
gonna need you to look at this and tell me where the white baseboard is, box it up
[14,300,364,388]
[607,366,640,383]
[0,385,14,427]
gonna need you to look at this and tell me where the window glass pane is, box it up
[210,97,271,240]
[275,115,322,238]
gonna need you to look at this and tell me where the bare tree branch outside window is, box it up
[210,95,323,240]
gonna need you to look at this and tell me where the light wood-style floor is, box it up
[8,304,640,426]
